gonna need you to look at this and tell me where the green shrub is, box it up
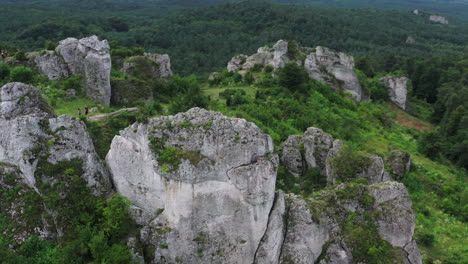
[45,40,57,51]
[10,66,33,83]
[244,72,254,85]
[278,62,308,94]
[14,50,27,61]
[62,75,83,93]
[331,146,372,182]
[0,63,9,80]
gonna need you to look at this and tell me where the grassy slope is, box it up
[202,84,467,263]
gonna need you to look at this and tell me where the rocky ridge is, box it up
[227,40,366,101]
[0,81,421,263]
[105,107,421,264]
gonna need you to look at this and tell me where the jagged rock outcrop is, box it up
[33,51,70,80]
[429,15,449,24]
[106,107,278,264]
[278,182,421,264]
[31,36,112,105]
[227,40,365,101]
[0,82,111,193]
[105,109,421,263]
[281,127,337,178]
[55,36,112,105]
[281,127,391,185]
[379,76,410,110]
[304,46,364,101]
[121,52,173,79]
[387,150,411,180]
[0,82,112,244]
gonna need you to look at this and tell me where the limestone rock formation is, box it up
[227,40,365,101]
[379,76,410,110]
[55,36,112,105]
[281,127,392,186]
[33,51,69,80]
[278,182,421,264]
[0,82,112,244]
[0,82,111,193]
[121,52,173,79]
[387,150,411,180]
[106,107,278,264]
[281,127,336,178]
[304,46,364,101]
[429,15,449,24]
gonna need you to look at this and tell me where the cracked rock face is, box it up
[379,76,409,110]
[106,107,278,264]
[34,51,70,80]
[227,40,365,101]
[0,82,112,245]
[276,182,421,264]
[0,82,111,193]
[304,46,364,101]
[54,35,112,105]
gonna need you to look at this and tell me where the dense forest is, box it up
[0,0,466,263]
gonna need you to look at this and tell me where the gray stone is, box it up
[56,36,112,105]
[227,41,365,101]
[280,194,330,264]
[368,182,417,249]
[356,155,388,184]
[281,127,335,178]
[0,82,111,194]
[379,76,409,110]
[106,107,278,264]
[34,51,69,80]
[304,46,364,101]
[254,191,286,264]
[228,54,248,72]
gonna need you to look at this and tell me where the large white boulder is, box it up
[106,107,278,264]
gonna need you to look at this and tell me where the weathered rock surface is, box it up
[33,51,69,80]
[281,127,336,178]
[227,40,365,101]
[254,191,286,264]
[106,107,278,264]
[387,150,411,180]
[55,36,112,105]
[281,127,394,186]
[0,82,111,193]
[278,182,421,264]
[380,76,410,110]
[121,52,173,79]
[304,46,364,101]
[0,82,112,245]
